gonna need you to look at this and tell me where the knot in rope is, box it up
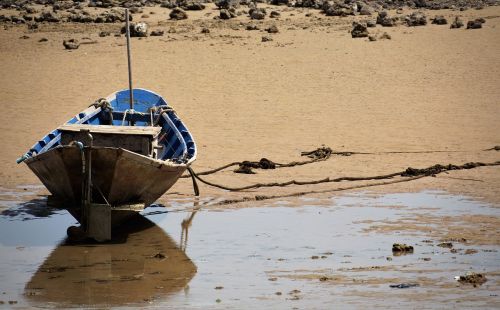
[90,98,113,111]
[235,158,277,174]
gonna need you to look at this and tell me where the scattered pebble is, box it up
[464,249,478,255]
[270,11,280,18]
[392,243,414,254]
[250,8,266,20]
[467,18,485,29]
[432,15,448,25]
[351,22,368,38]
[266,25,279,33]
[63,39,79,50]
[215,286,224,290]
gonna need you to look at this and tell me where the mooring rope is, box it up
[188,161,500,192]
[213,175,428,206]
[181,146,499,178]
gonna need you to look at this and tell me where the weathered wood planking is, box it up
[58,124,161,136]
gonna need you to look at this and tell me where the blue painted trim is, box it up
[19,89,197,165]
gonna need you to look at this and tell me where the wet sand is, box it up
[0,2,500,309]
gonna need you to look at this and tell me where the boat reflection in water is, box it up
[25,213,197,307]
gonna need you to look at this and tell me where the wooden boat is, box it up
[17,9,196,241]
[17,88,196,239]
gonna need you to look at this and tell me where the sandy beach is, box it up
[0,1,499,308]
[1,4,499,202]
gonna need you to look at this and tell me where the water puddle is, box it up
[0,190,498,308]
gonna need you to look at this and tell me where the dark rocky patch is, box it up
[322,1,356,17]
[215,0,240,9]
[35,11,60,23]
[432,15,447,24]
[250,7,266,20]
[183,1,206,11]
[170,8,188,20]
[467,18,485,29]
[270,10,280,18]
[377,11,396,27]
[406,11,427,26]
[351,22,368,38]
[220,8,236,19]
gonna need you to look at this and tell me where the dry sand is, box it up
[0,6,499,204]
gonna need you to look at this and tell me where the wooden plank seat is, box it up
[58,124,161,156]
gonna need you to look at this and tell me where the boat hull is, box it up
[26,146,186,219]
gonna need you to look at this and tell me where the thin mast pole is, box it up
[125,9,134,125]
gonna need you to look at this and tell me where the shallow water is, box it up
[0,190,499,308]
